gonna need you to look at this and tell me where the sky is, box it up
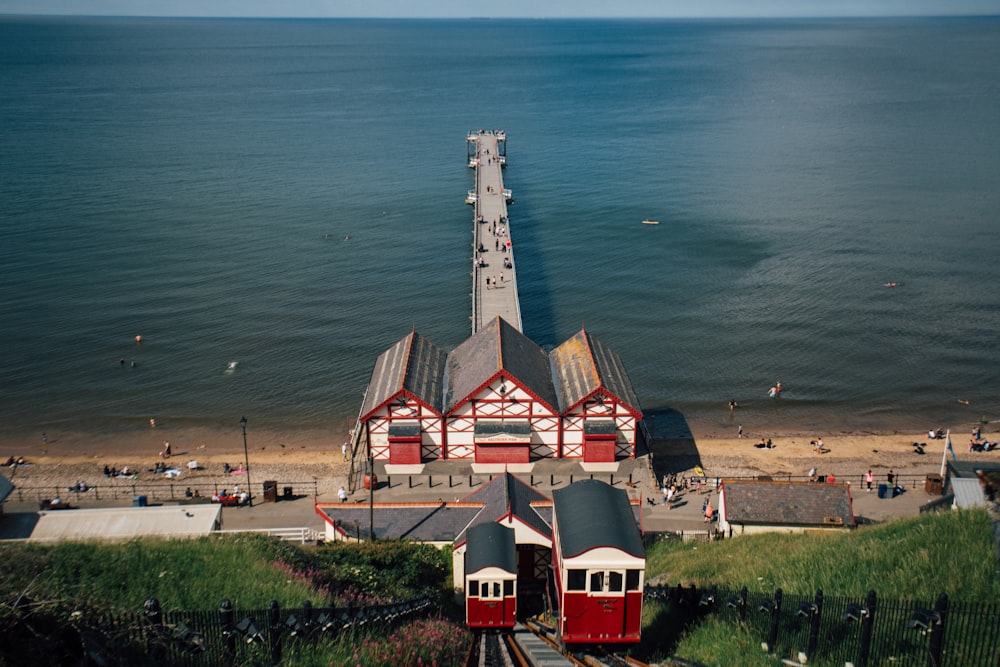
[0,0,997,18]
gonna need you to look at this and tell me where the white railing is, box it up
[215,527,320,544]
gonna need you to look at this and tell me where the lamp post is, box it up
[240,416,253,507]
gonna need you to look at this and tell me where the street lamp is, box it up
[240,416,253,507]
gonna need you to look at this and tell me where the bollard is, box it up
[408,475,413,489]
[530,474,534,487]
[928,592,948,667]
[550,473,555,486]
[469,474,473,487]
[269,600,281,665]
[610,473,614,486]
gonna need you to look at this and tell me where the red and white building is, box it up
[355,317,643,464]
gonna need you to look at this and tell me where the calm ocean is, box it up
[2,16,999,438]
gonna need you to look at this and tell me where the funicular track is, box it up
[466,623,655,667]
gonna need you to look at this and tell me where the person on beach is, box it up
[729,399,737,411]
[160,441,171,458]
[662,485,668,504]
[738,423,743,438]
[666,485,676,509]
[338,486,348,503]
[342,442,348,460]
[887,470,895,486]
[704,501,714,523]
[866,469,874,492]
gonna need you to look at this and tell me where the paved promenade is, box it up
[468,130,521,333]
[0,452,938,541]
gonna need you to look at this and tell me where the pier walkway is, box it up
[467,130,522,333]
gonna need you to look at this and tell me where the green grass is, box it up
[0,535,467,666]
[0,534,454,612]
[645,508,1000,601]
[640,509,1000,665]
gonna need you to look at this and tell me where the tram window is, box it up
[469,580,479,597]
[492,582,501,598]
[567,569,587,591]
[626,570,642,591]
[503,580,514,596]
[590,571,605,592]
[608,571,624,593]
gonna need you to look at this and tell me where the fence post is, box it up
[144,598,164,659]
[269,599,281,665]
[766,588,782,652]
[928,592,948,667]
[858,589,877,667]
[807,589,823,659]
[219,599,236,662]
[302,599,313,630]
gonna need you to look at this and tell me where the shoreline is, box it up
[3,419,994,501]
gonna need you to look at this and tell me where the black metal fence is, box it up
[7,480,319,506]
[646,584,1000,666]
[7,596,434,666]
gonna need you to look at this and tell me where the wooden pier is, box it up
[467,130,522,333]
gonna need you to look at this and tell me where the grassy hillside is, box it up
[0,534,453,612]
[645,508,1000,601]
[639,509,999,666]
[0,535,467,667]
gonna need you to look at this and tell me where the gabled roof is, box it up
[360,329,447,420]
[549,328,642,417]
[721,480,855,527]
[552,480,644,559]
[455,472,552,545]
[444,317,558,413]
[465,523,517,576]
[316,503,483,542]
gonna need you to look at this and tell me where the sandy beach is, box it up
[3,418,994,505]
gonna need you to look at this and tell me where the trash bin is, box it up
[263,480,278,503]
[925,474,943,495]
[132,495,147,507]
[877,483,888,499]
[283,486,293,499]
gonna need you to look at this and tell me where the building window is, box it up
[587,569,627,596]
[567,569,587,591]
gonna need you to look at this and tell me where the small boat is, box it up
[642,219,660,225]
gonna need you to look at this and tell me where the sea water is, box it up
[1,16,999,437]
